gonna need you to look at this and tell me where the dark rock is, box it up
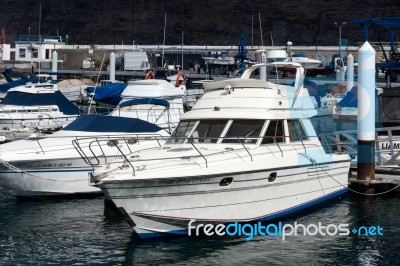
[1,0,398,46]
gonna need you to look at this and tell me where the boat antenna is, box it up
[88,53,106,114]
[161,12,166,68]
[181,30,184,70]
[251,14,254,48]
[258,12,263,47]
[270,31,280,84]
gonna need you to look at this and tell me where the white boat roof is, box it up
[8,83,57,94]
[122,79,185,98]
[183,63,317,120]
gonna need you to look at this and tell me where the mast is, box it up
[181,30,184,70]
[161,12,166,68]
[38,0,42,75]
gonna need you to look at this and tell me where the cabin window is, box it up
[194,120,228,143]
[167,120,197,144]
[288,120,307,142]
[222,120,265,144]
[262,120,285,144]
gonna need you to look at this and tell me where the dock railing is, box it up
[318,126,400,167]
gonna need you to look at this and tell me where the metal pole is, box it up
[181,30,184,70]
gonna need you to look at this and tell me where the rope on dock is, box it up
[320,166,400,196]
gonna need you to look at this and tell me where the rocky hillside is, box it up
[1,0,398,46]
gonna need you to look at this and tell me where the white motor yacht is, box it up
[0,84,80,131]
[90,63,351,238]
[0,80,185,197]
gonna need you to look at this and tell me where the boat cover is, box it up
[88,82,128,106]
[63,114,163,133]
[1,90,82,115]
[337,87,358,108]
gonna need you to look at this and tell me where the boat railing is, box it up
[89,135,325,177]
[318,126,400,166]
[72,134,167,169]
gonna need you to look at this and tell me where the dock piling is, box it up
[357,41,376,182]
[347,53,354,91]
[51,51,58,80]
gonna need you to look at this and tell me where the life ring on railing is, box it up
[176,71,186,87]
[145,70,155,80]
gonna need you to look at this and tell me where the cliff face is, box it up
[0,0,398,46]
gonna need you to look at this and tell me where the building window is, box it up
[32,48,38,59]
[19,48,26,59]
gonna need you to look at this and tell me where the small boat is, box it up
[0,83,81,131]
[331,87,358,121]
[331,86,381,121]
[0,115,168,197]
[0,97,180,197]
[285,54,324,69]
[91,62,351,238]
[0,68,39,99]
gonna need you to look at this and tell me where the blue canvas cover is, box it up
[63,114,163,133]
[337,87,358,108]
[0,69,40,92]
[1,91,82,115]
[88,82,128,106]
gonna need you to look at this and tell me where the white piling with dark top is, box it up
[51,51,58,81]
[357,42,376,182]
[110,52,116,82]
[347,53,354,91]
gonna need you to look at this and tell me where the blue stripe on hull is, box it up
[134,188,348,239]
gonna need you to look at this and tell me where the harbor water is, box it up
[1,116,400,265]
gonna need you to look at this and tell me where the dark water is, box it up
[1,116,400,265]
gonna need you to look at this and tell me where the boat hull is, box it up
[0,157,100,197]
[99,159,350,238]
[0,115,77,130]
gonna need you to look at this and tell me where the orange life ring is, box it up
[176,71,185,86]
[145,70,155,80]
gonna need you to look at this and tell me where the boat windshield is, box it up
[168,119,308,145]
[288,120,307,142]
[167,119,229,144]
[222,120,265,144]
[167,120,197,144]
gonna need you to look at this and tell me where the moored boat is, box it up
[0,80,185,197]
[0,84,81,131]
[90,62,351,238]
